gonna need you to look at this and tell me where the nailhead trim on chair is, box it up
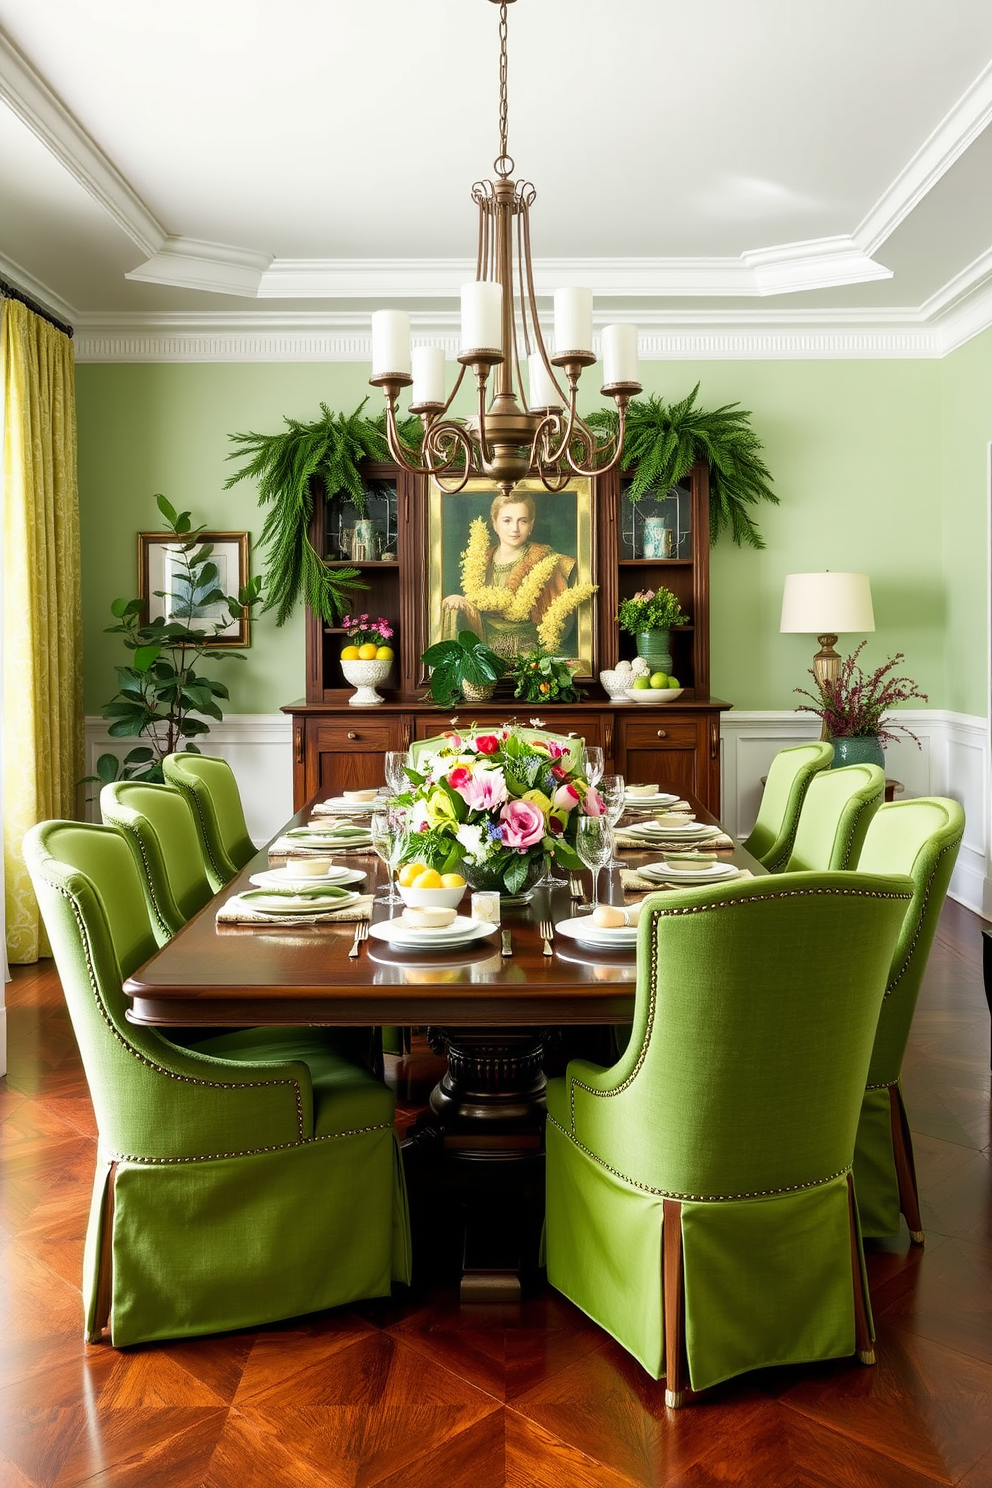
[839,788,884,870]
[172,777,227,883]
[106,814,171,942]
[563,882,912,1193]
[106,1122,397,1165]
[883,836,958,999]
[52,878,308,1146]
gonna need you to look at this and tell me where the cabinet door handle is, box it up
[656,729,668,740]
[347,731,358,740]
[295,727,304,765]
[710,721,720,761]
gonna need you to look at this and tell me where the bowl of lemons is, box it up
[396,861,468,909]
[626,669,684,703]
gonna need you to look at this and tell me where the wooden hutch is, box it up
[283,461,730,812]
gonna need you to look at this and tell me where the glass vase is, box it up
[462,854,547,903]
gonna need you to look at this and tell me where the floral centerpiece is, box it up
[339,613,394,657]
[510,648,585,704]
[397,727,603,897]
[795,642,928,749]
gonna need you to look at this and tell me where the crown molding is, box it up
[0,246,76,323]
[125,236,274,296]
[856,59,992,257]
[0,26,164,256]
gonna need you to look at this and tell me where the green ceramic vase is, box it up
[635,630,673,673]
[830,735,885,770]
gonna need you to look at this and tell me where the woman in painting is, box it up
[441,493,582,658]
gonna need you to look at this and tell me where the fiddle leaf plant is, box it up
[421,630,507,707]
[84,495,263,788]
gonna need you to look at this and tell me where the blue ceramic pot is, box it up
[830,735,885,771]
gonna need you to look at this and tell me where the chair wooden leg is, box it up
[889,1084,924,1243]
[846,1173,875,1365]
[662,1198,689,1407]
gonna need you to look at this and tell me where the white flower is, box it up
[455,822,488,862]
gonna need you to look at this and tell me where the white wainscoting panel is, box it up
[84,715,294,846]
[720,710,988,913]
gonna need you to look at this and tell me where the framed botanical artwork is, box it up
[426,477,596,676]
[138,531,251,647]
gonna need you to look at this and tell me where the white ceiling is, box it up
[3,0,992,358]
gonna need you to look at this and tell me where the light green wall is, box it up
[940,327,992,717]
[76,351,987,717]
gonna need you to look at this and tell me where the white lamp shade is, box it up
[780,572,875,634]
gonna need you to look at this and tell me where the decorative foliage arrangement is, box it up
[397,727,601,895]
[617,587,689,634]
[227,384,775,625]
[420,629,507,707]
[340,613,394,650]
[86,496,262,787]
[458,516,597,652]
[794,642,928,746]
[510,648,585,703]
[587,385,778,548]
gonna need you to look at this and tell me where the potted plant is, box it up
[617,587,689,672]
[85,495,263,787]
[510,647,585,704]
[397,727,601,899]
[338,612,396,706]
[421,630,507,706]
[794,642,928,768]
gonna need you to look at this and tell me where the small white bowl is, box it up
[625,687,685,704]
[397,882,467,910]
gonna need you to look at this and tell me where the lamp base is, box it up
[813,635,839,742]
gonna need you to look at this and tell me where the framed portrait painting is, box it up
[427,477,595,677]
[138,531,251,647]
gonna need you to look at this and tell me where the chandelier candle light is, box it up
[369,0,641,501]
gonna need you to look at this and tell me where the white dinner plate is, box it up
[622,791,680,809]
[238,888,361,915]
[250,866,367,889]
[311,798,376,816]
[554,917,639,949]
[640,861,740,885]
[623,820,714,839]
[368,914,497,949]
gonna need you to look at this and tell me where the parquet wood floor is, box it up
[2,898,991,1487]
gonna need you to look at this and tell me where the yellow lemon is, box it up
[375,645,394,660]
[358,642,378,660]
[440,872,466,888]
[413,868,443,889]
[340,644,360,660]
[398,861,428,887]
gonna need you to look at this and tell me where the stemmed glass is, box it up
[582,747,604,788]
[575,815,615,915]
[371,803,404,904]
[384,750,410,795]
[598,774,626,867]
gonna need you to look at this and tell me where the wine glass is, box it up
[370,805,403,904]
[598,774,626,867]
[384,750,410,795]
[574,815,614,915]
[582,746,604,787]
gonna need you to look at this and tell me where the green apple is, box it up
[631,677,651,690]
[649,671,668,689]
[667,676,680,689]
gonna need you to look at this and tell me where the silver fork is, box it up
[348,919,369,958]
[539,918,554,957]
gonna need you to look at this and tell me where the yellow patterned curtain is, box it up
[2,299,83,963]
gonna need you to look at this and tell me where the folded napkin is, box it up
[216,892,374,925]
[615,827,735,852]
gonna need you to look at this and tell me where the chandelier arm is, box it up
[529,414,572,493]
[561,403,630,479]
[379,393,476,484]
[520,203,566,407]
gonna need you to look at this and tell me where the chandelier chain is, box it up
[496,2,512,177]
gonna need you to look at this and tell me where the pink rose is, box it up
[551,782,582,813]
[499,798,546,851]
[475,734,500,755]
[583,788,605,816]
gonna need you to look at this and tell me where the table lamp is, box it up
[780,571,875,691]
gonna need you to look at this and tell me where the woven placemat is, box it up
[216,893,373,925]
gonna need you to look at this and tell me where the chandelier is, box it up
[369,0,641,500]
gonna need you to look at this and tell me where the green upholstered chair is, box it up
[545,870,913,1403]
[852,797,965,1242]
[162,751,256,891]
[100,780,214,945]
[23,819,411,1348]
[782,762,885,872]
[743,741,834,869]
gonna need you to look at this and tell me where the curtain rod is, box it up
[0,276,73,339]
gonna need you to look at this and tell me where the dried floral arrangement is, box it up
[795,642,928,746]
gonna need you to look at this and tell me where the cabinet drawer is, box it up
[311,720,400,753]
[622,718,699,749]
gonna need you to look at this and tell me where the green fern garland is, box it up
[227,386,776,624]
[587,385,778,548]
